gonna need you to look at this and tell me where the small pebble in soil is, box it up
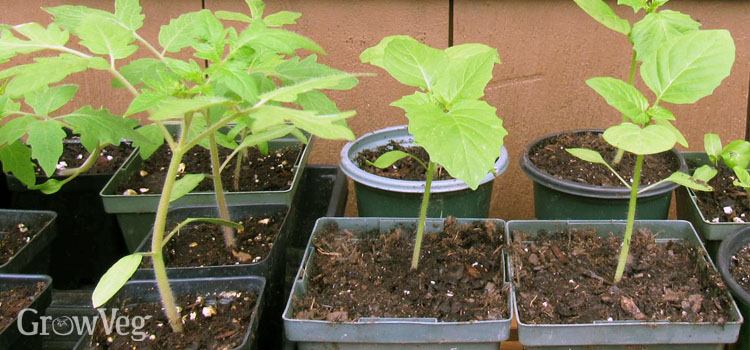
[734,217,745,223]
[123,189,137,195]
[138,188,149,193]
[56,161,68,170]
[724,206,734,215]
[140,170,149,177]
[17,223,28,233]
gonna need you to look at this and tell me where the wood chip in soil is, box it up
[0,221,40,265]
[355,141,454,181]
[694,162,750,223]
[34,142,133,176]
[730,243,750,294]
[293,217,508,322]
[0,282,46,330]
[116,144,301,195]
[511,227,734,324]
[91,290,257,350]
[529,131,680,187]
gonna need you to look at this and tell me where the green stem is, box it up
[410,161,435,270]
[613,50,639,165]
[233,129,249,192]
[205,109,236,249]
[614,154,643,284]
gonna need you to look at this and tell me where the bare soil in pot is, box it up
[0,221,43,265]
[529,131,680,187]
[90,290,258,350]
[293,217,508,322]
[354,141,453,181]
[117,144,302,195]
[693,162,750,223]
[510,228,734,324]
[36,143,134,176]
[730,243,750,293]
[0,281,47,330]
[142,212,285,268]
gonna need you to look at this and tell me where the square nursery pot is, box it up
[72,275,265,350]
[520,130,687,220]
[340,126,509,218]
[718,227,750,350]
[507,220,743,349]
[283,217,513,350]
[4,140,132,289]
[0,274,53,350]
[100,134,311,253]
[0,210,56,275]
[676,151,747,259]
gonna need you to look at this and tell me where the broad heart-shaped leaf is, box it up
[115,0,144,32]
[630,10,700,61]
[663,171,712,192]
[133,124,164,160]
[394,92,507,190]
[170,174,206,202]
[215,11,252,23]
[367,150,411,169]
[653,118,687,147]
[159,11,202,53]
[0,140,35,186]
[264,11,301,27]
[647,105,675,121]
[250,105,355,140]
[434,48,498,105]
[258,74,359,103]
[603,123,676,155]
[618,0,647,13]
[573,0,631,35]
[586,77,648,123]
[565,148,609,166]
[149,96,231,121]
[92,253,142,308]
[734,167,750,188]
[24,85,78,116]
[704,133,722,164]
[693,165,718,183]
[26,119,66,177]
[445,43,502,65]
[3,54,97,98]
[721,140,750,169]
[383,37,448,90]
[641,30,735,104]
[360,35,414,68]
[0,115,34,147]
[77,13,138,59]
[62,106,142,152]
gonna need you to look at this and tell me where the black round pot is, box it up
[718,227,750,349]
[520,129,687,220]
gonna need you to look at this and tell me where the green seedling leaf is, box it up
[603,123,676,155]
[216,10,252,23]
[586,77,648,123]
[641,30,735,104]
[170,174,206,202]
[92,253,143,308]
[0,140,35,186]
[434,47,499,105]
[187,113,237,150]
[0,115,34,148]
[693,165,718,183]
[652,118,687,147]
[77,13,138,59]
[383,37,448,90]
[258,74,359,103]
[133,124,163,160]
[159,11,202,53]
[646,105,675,121]
[573,0,631,35]
[115,0,145,32]
[618,0,647,13]
[367,150,411,169]
[149,96,231,121]
[3,54,95,98]
[359,35,413,69]
[124,90,165,117]
[63,106,142,152]
[704,133,722,165]
[721,140,750,169]
[665,172,712,191]
[24,85,78,116]
[163,217,244,247]
[115,58,168,88]
[237,124,295,150]
[264,11,301,27]
[30,179,64,194]
[565,148,608,165]
[445,43,502,65]
[213,65,259,103]
[296,90,340,114]
[630,10,700,61]
[251,105,355,140]
[275,55,355,87]
[0,23,68,62]
[27,119,66,177]
[247,0,265,19]
[733,167,750,189]
[236,25,324,55]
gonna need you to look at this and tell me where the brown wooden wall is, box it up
[2,1,748,220]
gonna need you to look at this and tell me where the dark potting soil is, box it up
[91,290,258,350]
[0,221,40,265]
[34,142,133,176]
[355,141,454,181]
[730,243,750,294]
[293,217,508,322]
[511,227,734,324]
[143,212,285,268]
[529,131,680,187]
[0,281,46,330]
[117,143,302,195]
[694,162,750,223]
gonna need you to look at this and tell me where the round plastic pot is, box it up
[100,134,311,253]
[718,227,750,350]
[283,217,512,349]
[676,151,749,260]
[508,220,743,349]
[0,210,56,275]
[340,126,509,218]
[520,129,687,220]
[0,274,53,350]
[0,172,9,208]
[72,275,265,350]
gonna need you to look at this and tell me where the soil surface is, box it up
[730,243,750,294]
[0,281,46,330]
[91,290,257,350]
[34,142,133,176]
[117,143,302,195]
[511,227,734,324]
[0,221,41,265]
[355,141,454,181]
[293,217,508,322]
[529,131,680,187]
[694,162,750,223]
[143,212,285,268]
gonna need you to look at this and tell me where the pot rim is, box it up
[718,227,750,306]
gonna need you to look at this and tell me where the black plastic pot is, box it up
[0,172,9,208]
[520,129,687,220]
[0,210,57,275]
[0,274,53,350]
[718,227,750,350]
[72,276,265,350]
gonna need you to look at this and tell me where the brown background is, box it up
[2,0,749,220]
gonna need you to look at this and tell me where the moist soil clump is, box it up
[511,227,734,324]
[91,290,257,350]
[117,143,302,195]
[143,212,285,268]
[0,281,46,330]
[529,131,680,187]
[730,243,750,294]
[355,141,454,181]
[0,221,41,265]
[293,217,508,322]
[694,162,750,223]
[34,142,133,176]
